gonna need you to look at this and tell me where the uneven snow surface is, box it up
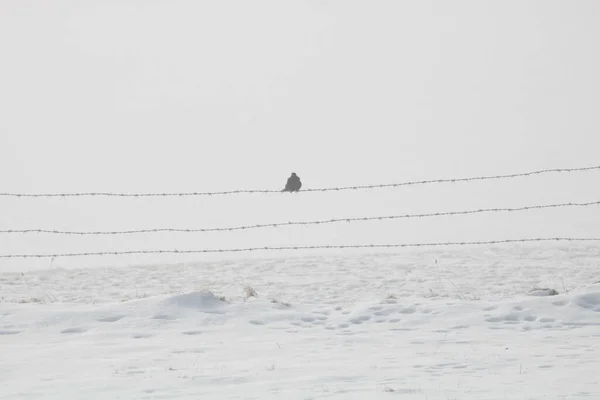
[1,245,600,399]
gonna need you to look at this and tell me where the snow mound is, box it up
[162,290,225,311]
[573,286,600,312]
[528,288,559,296]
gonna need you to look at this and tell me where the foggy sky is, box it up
[1,1,599,270]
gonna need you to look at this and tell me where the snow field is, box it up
[1,244,599,399]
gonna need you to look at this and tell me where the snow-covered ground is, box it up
[2,244,599,399]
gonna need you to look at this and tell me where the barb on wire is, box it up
[1,164,599,198]
[2,200,599,236]
[1,237,599,258]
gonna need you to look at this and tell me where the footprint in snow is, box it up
[97,315,125,323]
[132,333,153,339]
[0,330,21,335]
[374,309,396,317]
[399,306,416,314]
[350,315,371,324]
[61,327,87,334]
[151,314,176,321]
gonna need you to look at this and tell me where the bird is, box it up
[282,172,302,192]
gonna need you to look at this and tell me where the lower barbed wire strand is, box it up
[1,237,599,258]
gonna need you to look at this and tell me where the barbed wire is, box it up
[2,200,599,236]
[1,237,598,259]
[1,164,599,198]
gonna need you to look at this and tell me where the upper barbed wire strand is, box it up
[1,165,599,198]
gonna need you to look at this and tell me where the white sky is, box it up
[1,1,599,270]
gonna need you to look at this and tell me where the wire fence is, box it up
[2,200,599,236]
[1,164,599,198]
[2,164,599,259]
[1,237,599,259]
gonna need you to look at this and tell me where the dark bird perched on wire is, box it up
[282,172,302,192]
